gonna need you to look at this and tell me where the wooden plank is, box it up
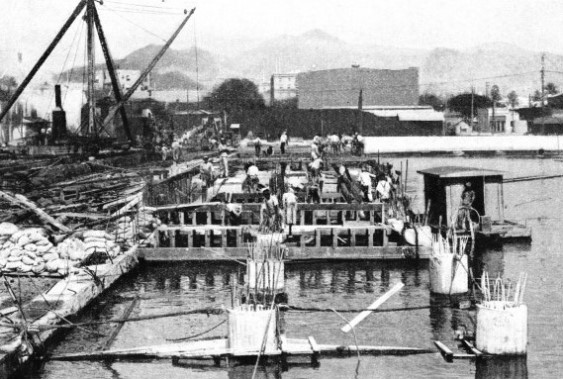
[368,228,374,248]
[433,341,453,362]
[350,230,356,247]
[461,339,482,357]
[187,230,193,248]
[341,282,404,333]
[138,246,432,261]
[100,297,139,351]
[221,230,227,247]
[308,336,319,354]
[169,230,176,248]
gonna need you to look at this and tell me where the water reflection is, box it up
[475,356,528,379]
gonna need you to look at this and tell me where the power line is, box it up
[104,0,186,11]
[98,6,169,42]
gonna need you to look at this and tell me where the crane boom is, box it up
[0,1,87,124]
[101,8,196,130]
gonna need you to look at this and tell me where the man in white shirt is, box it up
[358,166,376,202]
[280,130,288,154]
[282,187,298,235]
[199,156,214,187]
[311,142,321,160]
[376,174,392,202]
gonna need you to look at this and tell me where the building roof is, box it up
[324,105,444,122]
[364,108,444,122]
[532,116,563,125]
[417,166,503,179]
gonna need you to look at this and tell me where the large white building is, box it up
[95,69,151,93]
[270,73,297,103]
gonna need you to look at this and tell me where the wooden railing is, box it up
[155,224,389,249]
[153,202,386,228]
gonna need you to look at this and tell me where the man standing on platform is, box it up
[280,130,288,154]
[199,156,214,187]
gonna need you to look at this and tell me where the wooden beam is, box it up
[433,341,453,362]
[0,191,71,233]
[341,282,404,333]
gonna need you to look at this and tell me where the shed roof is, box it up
[364,108,444,122]
[417,166,503,179]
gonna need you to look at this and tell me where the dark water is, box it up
[24,156,563,379]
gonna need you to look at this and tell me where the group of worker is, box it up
[198,139,231,186]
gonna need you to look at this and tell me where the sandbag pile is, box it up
[0,223,125,276]
[82,230,122,260]
[0,224,63,275]
[114,217,136,248]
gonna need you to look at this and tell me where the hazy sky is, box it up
[1,0,563,73]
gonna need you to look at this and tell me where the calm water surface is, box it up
[24,156,563,378]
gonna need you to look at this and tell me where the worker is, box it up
[282,186,298,235]
[311,140,321,160]
[171,139,181,162]
[280,130,288,154]
[352,132,364,156]
[307,158,324,203]
[457,182,476,231]
[254,136,262,157]
[260,188,282,233]
[461,182,475,207]
[242,163,261,193]
[375,174,392,203]
[218,139,229,178]
[199,156,214,187]
[329,133,341,154]
[358,165,376,202]
[160,145,169,161]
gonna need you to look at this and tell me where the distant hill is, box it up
[55,30,563,99]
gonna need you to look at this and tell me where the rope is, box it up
[165,319,226,342]
[287,305,435,313]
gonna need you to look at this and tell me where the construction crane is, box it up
[0,0,195,151]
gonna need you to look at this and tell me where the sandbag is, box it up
[7,255,21,262]
[24,244,37,252]
[32,262,46,274]
[0,223,18,236]
[46,259,59,272]
[5,261,21,271]
[17,235,30,247]
[24,250,37,260]
[20,264,32,272]
[22,255,35,266]
[42,252,59,262]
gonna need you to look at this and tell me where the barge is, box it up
[418,166,532,243]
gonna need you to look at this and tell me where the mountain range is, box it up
[58,29,563,100]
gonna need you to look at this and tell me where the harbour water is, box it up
[24,155,563,378]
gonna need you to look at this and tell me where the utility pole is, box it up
[541,53,546,133]
[471,86,475,134]
[485,82,489,98]
[358,88,363,135]
[86,0,96,138]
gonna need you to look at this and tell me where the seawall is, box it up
[364,136,562,154]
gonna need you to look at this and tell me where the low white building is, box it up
[488,107,527,135]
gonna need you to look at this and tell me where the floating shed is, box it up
[417,166,531,241]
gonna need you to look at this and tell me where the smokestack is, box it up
[52,84,67,141]
[55,84,62,109]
